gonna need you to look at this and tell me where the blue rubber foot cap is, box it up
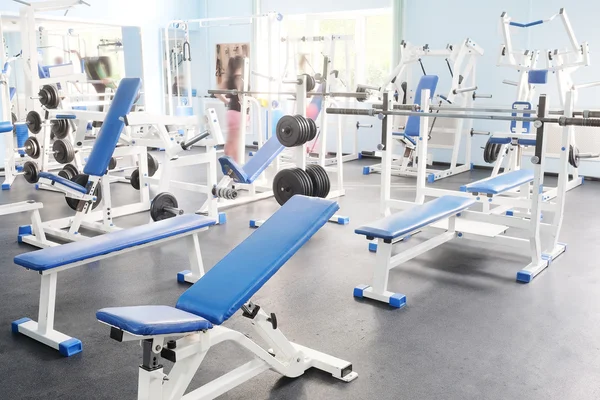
[470,163,474,170]
[337,216,350,225]
[11,317,31,333]
[59,338,82,357]
[358,153,363,159]
[368,242,378,253]
[389,293,407,309]
[249,152,254,157]
[362,166,371,175]
[177,270,191,283]
[353,285,369,298]
[218,212,226,225]
[459,185,467,192]
[18,225,32,235]
[516,270,533,283]
[427,174,435,183]
[2,183,10,190]
[249,220,257,228]
[35,184,39,190]
[506,210,514,216]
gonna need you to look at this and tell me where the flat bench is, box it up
[96,195,356,398]
[12,214,215,356]
[460,169,534,195]
[219,135,284,184]
[354,195,475,307]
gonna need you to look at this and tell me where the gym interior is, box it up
[0,1,599,399]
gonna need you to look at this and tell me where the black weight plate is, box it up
[24,137,40,159]
[299,115,311,145]
[150,192,179,221]
[569,145,580,168]
[147,153,159,176]
[108,157,117,170]
[11,112,17,133]
[26,111,42,134]
[290,168,310,198]
[39,85,60,109]
[23,161,39,183]
[53,139,75,164]
[63,164,79,178]
[318,165,331,198]
[294,167,314,197]
[307,117,318,141]
[483,140,493,164]
[51,119,69,139]
[130,168,141,190]
[58,168,74,181]
[303,73,315,92]
[293,115,308,146]
[272,168,304,205]
[492,143,502,162]
[305,165,322,197]
[276,115,302,147]
[65,174,102,210]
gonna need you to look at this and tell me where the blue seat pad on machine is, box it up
[460,169,534,195]
[176,196,339,325]
[83,78,141,177]
[355,195,476,241]
[97,305,213,336]
[38,172,88,194]
[404,75,439,137]
[219,135,285,184]
[15,214,216,271]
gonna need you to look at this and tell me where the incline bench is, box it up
[94,195,356,399]
[12,214,215,356]
[354,168,557,307]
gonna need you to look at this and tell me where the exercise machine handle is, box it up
[181,130,210,150]
[183,41,191,62]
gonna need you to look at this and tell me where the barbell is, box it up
[207,88,368,100]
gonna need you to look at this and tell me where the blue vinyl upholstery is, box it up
[15,214,215,271]
[219,135,285,184]
[355,196,475,241]
[38,172,87,194]
[391,132,417,146]
[83,78,141,177]
[528,69,548,84]
[97,306,212,336]
[460,169,534,195]
[176,196,339,325]
[404,75,439,137]
[0,121,12,133]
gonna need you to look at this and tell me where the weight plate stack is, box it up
[306,165,331,198]
[147,153,159,176]
[276,115,301,147]
[108,157,117,171]
[23,161,39,184]
[483,140,495,164]
[150,192,179,221]
[51,119,70,139]
[303,73,316,92]
[26,111,42,134]
[59,164,79,181]
[24,137,41,159]
[307,117,318,141]
[130,168,141,190]
[39,85,60,109]
[272,168,313,206]
[65,174,102,211]
[53,139,75,164]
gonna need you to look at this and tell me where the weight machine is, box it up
[362,38,487,182]
[487,8,596,198]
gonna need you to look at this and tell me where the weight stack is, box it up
[15,123,28,155]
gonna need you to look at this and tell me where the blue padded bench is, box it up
[354,195,475,308]
[460,169,534,196]
[38,78,141,195]
[95,195,357,397]
[219,135,285,184]
[12,214,215,356]
[392,75,439,138]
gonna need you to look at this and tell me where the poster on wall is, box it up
[215,43,250,85]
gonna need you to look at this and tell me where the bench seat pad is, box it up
[97,305,212,336]
[38,172,87,194]
[15,214,216,271]
[355,196,475,241]
[461,169,534,195]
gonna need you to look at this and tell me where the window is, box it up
[257,8,392,93]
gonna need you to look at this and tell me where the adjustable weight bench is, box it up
[12,214,215,356]
[96,195,357,400]
[354,196,475,307]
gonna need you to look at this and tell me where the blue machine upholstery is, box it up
[219,135,285,184]
[355,196,475,241]
[460,169,534,195]
[0,121,13,133]
[391,132,417,146]
[510,101,532,134]
[38,172,87,194]
[404,75,439,137]
[83,78,141,177]
[176,196,339,325]
[15,214,215,271]
[488,137,511,145]
[528,69,548,85]
[97,305,212,335]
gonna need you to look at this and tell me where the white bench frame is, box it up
[13,226,209,355]
[102,304,356,400]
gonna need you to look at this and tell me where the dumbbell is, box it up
[150,192,183,221]
[212,185,239,200]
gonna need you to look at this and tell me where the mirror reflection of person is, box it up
[70,50,116,94]
[216,56,244,163]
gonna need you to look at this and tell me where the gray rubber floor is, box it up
[1,154,599,399]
